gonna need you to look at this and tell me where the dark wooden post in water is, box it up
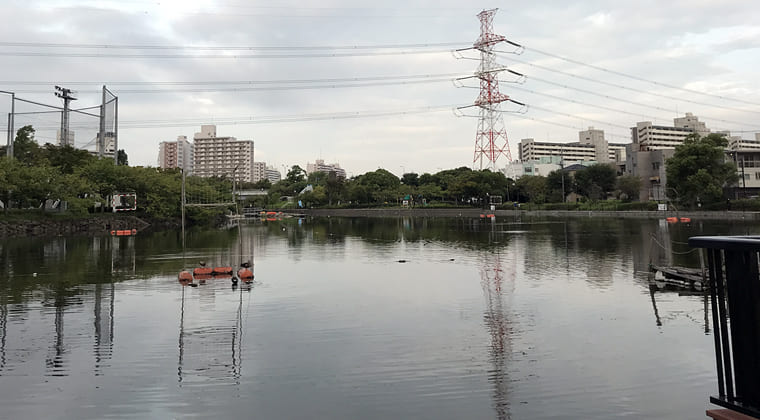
[690,236,760,420]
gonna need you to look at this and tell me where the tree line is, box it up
[0,126,742,220]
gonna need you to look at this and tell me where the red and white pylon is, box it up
[472,9,511,170]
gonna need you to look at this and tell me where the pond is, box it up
[0,216,754,419]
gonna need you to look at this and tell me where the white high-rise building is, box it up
[578,127,609,162]
[192,125,255,182]
[632,113,710,151]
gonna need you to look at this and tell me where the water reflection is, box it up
[177,277,251,386]
[1,216,760,419]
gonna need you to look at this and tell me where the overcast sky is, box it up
[1,0,758,176]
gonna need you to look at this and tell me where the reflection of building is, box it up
[306,159,346,179]
[193,125,255,183]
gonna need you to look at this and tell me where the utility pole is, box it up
[1,90,14,157]
[54,86,77,147]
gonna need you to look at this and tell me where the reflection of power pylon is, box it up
[480,251,512,420]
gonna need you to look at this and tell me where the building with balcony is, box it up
[158,135,194,173]
[192,125,254,182]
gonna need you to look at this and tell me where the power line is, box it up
[103,104,461,129]
[0,72,467,86]
[0,41,465,51]
[520,44,760,108]
[497,54,760,116]
[502,83,760,132]
[522,74,760,129]
[0,49,455,59]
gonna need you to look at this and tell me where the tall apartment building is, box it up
[578,127,609,162]
[252,162,266,183]
[192,125,255,182]
[632,112,709,151]
[158,135,194,173]
[306,159,347,179]
[518,137,625,163]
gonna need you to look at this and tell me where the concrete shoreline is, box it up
[285,207,759,221]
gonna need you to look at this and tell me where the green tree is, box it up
[574,164,617,200]
[42,144,95,174]
[401,172,419,187]
[117,149,129,166]
[546,170,572,203]
[515,175,547,204]
[13,125,44,165]
[616,174,642,202]
[286,165,306,184]
[666,133,738,206]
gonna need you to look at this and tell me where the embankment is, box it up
[285,208,760,221]
[0,215,153,237]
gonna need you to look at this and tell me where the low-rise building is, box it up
[306,159,346,179]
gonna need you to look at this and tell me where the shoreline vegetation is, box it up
[1,127,752,238]
[1,206,755,238]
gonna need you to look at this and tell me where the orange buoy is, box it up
[193,267,213,276]
[212,266,233,275]
[178,270,193,285]
[666,217,678,223]
[238,268,254,281]
[131,229,137,235]
[679,217,691,223]
[194,274,211,283]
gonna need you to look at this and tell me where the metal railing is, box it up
[689,235,760,418]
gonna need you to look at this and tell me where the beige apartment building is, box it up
[193,125,254,182]
[158,135,194,173]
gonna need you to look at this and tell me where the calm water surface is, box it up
[0,216,755,419]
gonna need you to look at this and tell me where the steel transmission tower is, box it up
[472,9,511,170]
